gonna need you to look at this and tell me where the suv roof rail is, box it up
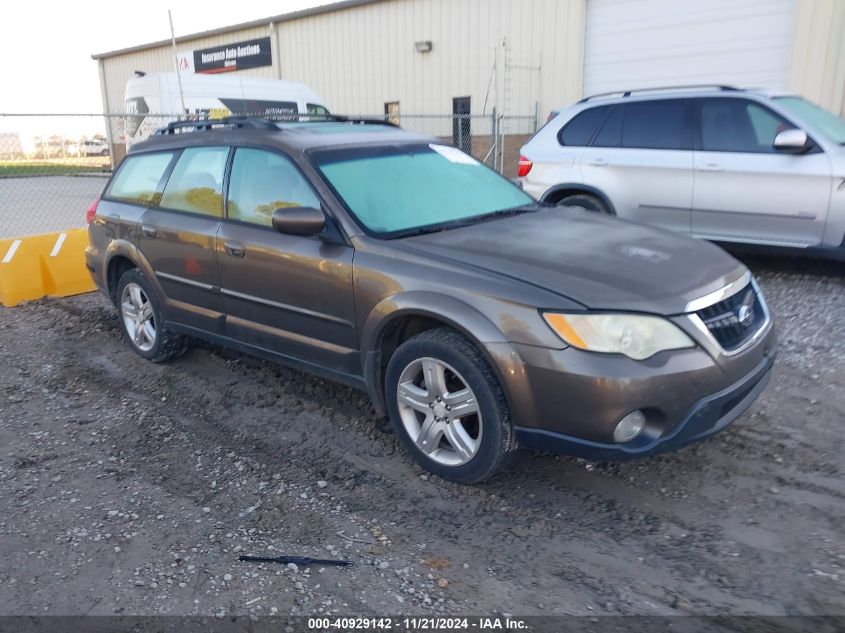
[276,113,399,128]
[578,84,741,103]
[153,114,399,137]
[153,116,279,136]
[326,115,399,128]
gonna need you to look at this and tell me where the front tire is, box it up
[116,269,186,363]
[385,328,516,484]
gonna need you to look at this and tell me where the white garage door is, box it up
[584,0,798,97]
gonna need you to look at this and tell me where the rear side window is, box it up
[160,147,229,217]
[558,106,609,146]
[622,100,688,150]
[227,148,321,226]
[104,152,175,206]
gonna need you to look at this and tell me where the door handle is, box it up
[587,158,609,167]
[697,163,725,172]
[141,224,157,238]
[224,241,246,258]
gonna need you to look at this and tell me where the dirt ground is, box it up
[0,254,842,618]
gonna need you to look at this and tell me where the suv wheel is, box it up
[117,269,186,363]
[559,193,610,214]
[385,328,516,483]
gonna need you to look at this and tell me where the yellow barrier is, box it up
[0,229,95,307]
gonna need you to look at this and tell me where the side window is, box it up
[558,106,609,146]
[227,148,321,227]
[104,151,175,206]
[592,105,623,147]
[307,103,330,117]
[747,104,792,146]
[698,98,795,153]
[622,100,687,150]
[159,147,228,217]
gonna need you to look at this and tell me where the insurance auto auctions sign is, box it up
[192,37,272,74]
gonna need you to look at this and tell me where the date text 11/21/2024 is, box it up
[307,616,529,630]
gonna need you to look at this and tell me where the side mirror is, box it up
[272,206,325,236]
[773,129,810,153]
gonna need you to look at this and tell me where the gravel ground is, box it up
[0,254,842,618]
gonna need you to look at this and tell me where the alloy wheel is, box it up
[120,282,156,352]
[396,357,482,466]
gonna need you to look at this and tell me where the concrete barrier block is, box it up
[0,229,95,307]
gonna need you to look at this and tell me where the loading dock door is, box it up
[583,0,797,97]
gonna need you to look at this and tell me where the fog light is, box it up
[614,410,646,443]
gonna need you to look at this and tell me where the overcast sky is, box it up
[0,0,334,114]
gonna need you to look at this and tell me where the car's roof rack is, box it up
[153,114,399,137]
[153,116,279,136]
[578,84,741,103]
[285,114,399,128]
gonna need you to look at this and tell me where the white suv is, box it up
[519,86,845,260]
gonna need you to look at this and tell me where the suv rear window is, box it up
[104,152,175,206]
[557,106,609,146]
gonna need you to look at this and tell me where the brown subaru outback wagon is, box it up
[86,117,776,483]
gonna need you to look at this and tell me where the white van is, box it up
[124,72,330,148]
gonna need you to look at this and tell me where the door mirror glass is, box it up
[272,207,325,236]
[773,129,810,153]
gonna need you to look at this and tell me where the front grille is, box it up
[696,283,766,351]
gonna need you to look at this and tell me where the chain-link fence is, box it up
[0,112,538,239]
[0,115,114,239]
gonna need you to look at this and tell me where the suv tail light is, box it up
[517,156,533,178]
[86,198,99,224]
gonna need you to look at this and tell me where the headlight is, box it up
[543,312,694,360]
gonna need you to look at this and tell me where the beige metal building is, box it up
[93,0,844,136]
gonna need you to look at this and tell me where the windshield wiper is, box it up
[395,203,542,238]
[448,203,541,227]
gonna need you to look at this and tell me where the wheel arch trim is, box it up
[540,183,616,214]
[104,240,164,305]
[360,291,533,422]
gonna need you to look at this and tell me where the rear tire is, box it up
[385,328,516,484]
[116,269,186,363]
[559,193,610,214]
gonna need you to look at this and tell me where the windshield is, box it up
[313,144,534,237]
[774,96,845,144]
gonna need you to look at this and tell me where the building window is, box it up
[384,102,400,125]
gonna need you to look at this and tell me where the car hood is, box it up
[401,207,745,314]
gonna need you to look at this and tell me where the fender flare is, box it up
[540,183,617,215]
[103,240,165,305]
[360,291,532,420]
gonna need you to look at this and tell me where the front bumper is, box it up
[505,315,776,460]
[514,353,773,460]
